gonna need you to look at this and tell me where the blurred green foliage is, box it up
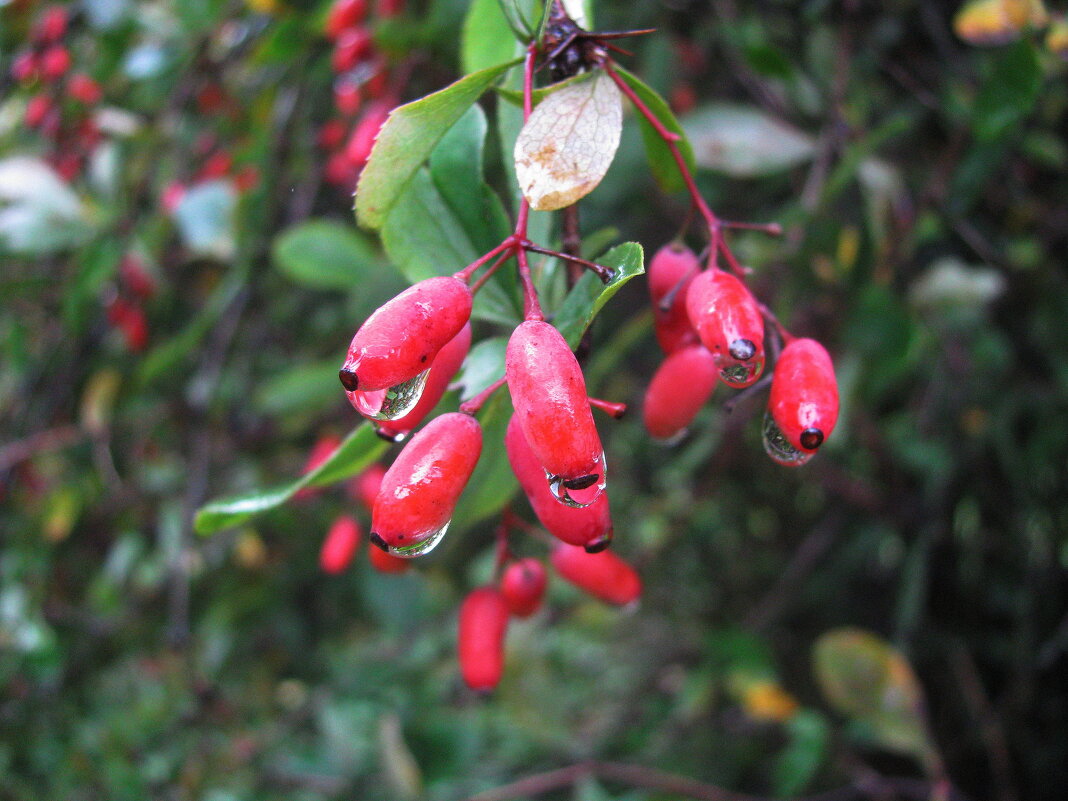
[2,1,1067,800]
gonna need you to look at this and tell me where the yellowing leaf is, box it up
[514,70,622,211]
[1047,16,1068,58]
[953,0,1048,46]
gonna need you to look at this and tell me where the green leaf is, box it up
[462,0,523,75]
[612,65,696,194]
[553,242,645,348]
[253,359,343,417]
[456,337,508,402]
[813,628,933,760]
[974,40,1042,143]
[451,390,518,532]
[773,711,830,796]
[355,59,520,230]
[194,423,389,535]
[272,220,384,290]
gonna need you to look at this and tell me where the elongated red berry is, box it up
[369,323,472,439]
[334,75,362,116]
[506,320,604,505]
[371,413,481,556]
[320,515,361,574]
[550,543,642,606]
[648,243,700,354]
[500,558,547,617]
[458,586,509,692]
[768,338,838,454]
[368,543,410,573]
[11,50,38,84]
[685,269,765,388]
[642,344,718,441]
[325,0,368,40]
[34,6,69,43]
[332,27,373,73]
[345,101,390,168]
[68,73,102,105]
[505,415,612,549]
[339,275,472,393]
[25,94,53,128]
[347,462,386,512]
[39,45,71,81]
[294,433,341,501]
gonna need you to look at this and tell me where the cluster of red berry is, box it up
[104,254,158,353]
[13,4,103,180]
[317,0,406,191]
[160,135,260,215]
[643,243,839,467]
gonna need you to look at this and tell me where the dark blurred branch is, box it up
[467,761,969,801]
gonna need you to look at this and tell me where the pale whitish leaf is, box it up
[514,70,623,211]
[173,180,237,259]
[684,104,815,177]
[909,257,1006,310]
[0,157,90,254]
[561,0,590,28]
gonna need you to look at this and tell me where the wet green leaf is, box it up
[553,242,645,348]
[273,220,384,290]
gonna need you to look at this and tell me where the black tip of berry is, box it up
[563,473,598,491]
[800,427,824,450]
[584,529,613,553]
[338,367,359,392]
[369,532,389,552]
[729,338,756,362]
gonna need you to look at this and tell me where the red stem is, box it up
[454,238,515,283]
[470,249,514,295]
[459,375,508,416]
[588,397,627,419]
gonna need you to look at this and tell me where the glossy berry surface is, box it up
[339,275,472,393]
[325,0,368,39]
[768,338,839,453]
[320,515,361,574]
[371,413,481,556]
[369,323,472,439]
[506,321,604,502]
[648,242,700,355]
[642,344,718,441]
[458,586,509,692]
[685,269,765,388]
[550,544,642,606]
[505,415,612,548]
[500,558,547,618]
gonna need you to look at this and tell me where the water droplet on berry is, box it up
[374,427,408,444]
[385,520,450,558]
[351,368,431,421]
[762,412,814,467]
[719,355,764,388]
[547,451,607,508]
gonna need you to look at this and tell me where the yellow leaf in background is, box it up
[1047,16,1068,59]
[954,0,1049,46]
[743,680,800,723]
[245,0,282,13]
[79,368,121,437]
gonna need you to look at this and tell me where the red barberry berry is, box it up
[24,94,52,128]
[368,323,472,438]
[377,0,405,17]
[458,586,509,692]
[161,182,186,214]
[39,45,71,82]
[119,254,157,300]
[765,338,838,466]
[339,275,472,393]
[370,412,482,556]
[500,558,547,618]
[504,415,612,550]
[34,6,69,43]
[198,150,233,181]
[325,0,368,40]
[11,50,38,84]
[344,100,390,168]
[320,515,362,574]
[506,320,605,507]
[67,73,102,105]
[333,75,362,116]
[332,27,373,73]
[685,268,765,388]
[346,462,386,512]
[550,543,642,606]
[294,433,342,501]
[648,242,700,355]
[120,305,149,352]
[325,150,358,188]
[318,119,347,150]
[642,344,718,441]
[368,543,410,573]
